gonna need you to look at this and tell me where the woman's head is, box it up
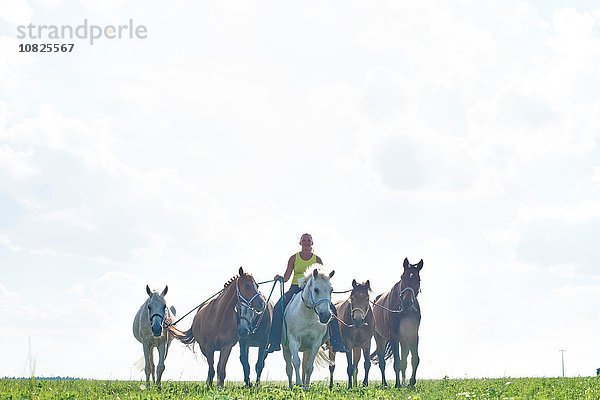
[299,233,313,248]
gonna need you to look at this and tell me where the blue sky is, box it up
[1,0,599,381]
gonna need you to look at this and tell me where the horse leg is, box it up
[408,337,420,388]
[283,346,294,389]
[302,347,319,390]
[216,344,233,387]
[142,343,152,385]
[374,332,387,386]
[288,340,302,387]
[328,347,335,389]
[399,340,409,387]
[345,348,354,389]
[255,344,267,384]
[303,351,311,385]
[362,342,372,387]
[203,349,215,386]
[352,347,361,387]
[390,340,401,388]
[239,339,251,387]
[156,340,167,388]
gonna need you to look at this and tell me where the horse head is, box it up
[300,267,334,324]
[146,285,169,337]
[350,279,371,327]
[399,258,422,313]
[235,267,265,338]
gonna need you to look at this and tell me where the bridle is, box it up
[370,283,420,314]
[148,300,169,330]
[236,278,268,334]
[300,277,332,324]
[398,285,418,312]
[350,289,371,321]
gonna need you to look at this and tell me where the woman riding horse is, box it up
[265,233,347,353]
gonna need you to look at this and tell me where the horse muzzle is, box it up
[401,298,418,313]
[151,322,163,337]
[317,311,331,324]
[237,325,250,338]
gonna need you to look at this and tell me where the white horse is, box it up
[133,285,176,386]
[282,266,335,390]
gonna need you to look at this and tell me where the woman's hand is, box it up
[274,274,283,282]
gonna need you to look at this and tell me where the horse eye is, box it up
[314,288,319,294]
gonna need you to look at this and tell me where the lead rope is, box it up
[279,277,288,347]
[370,300,402,314]
[249,279,278,335]
[166,288,225,327]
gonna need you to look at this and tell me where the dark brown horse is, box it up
[326,279,375,389]
[237,286,272,387]
[169,267,270,386]
[371,258,422,388]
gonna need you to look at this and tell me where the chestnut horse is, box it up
[326,279,375,389]
[372,258,423,388]
[169,267,268,386]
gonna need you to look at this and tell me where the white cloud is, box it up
[0,281,19,303]
[518,201,600,224]
[0,144,39,179]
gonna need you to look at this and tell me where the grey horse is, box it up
[133,285,176,386]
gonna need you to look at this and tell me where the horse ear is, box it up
[403,257,409,268]
[146,285,152,296]
[366,280,371,290]
[161,285,168,296]
[170,306,176,316]
[313,269,318,278]
[329,270,335,278]
[239,266,244,276]
[417,259,423,270]
[352,279,357,288]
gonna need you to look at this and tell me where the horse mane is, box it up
[223,275,239,289]
[297,264,328,288]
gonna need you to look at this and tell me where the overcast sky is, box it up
[1,0,599,382]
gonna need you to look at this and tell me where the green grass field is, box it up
[1,377,598,399]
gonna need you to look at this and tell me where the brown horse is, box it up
[326,279,375,389]
[371,258,422,388]
[169,267,268,386]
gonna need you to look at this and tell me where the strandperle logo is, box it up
[16,19,147,45]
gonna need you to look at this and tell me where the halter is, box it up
[398,286,418,312]
[350,304,371,320]
[300,277,332,323]
[370,284,419,314]
[149,306,170,330]
[350,288,371,321]
[236,278,267,334]
[147,292,168,327]
[150,312,165,324]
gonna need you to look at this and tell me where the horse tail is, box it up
[383,341,394,361]
[370,349,378,364]
[370,340,394,364]
[315,345,334,369]
[134,356,145,371]
[168,325,195,345]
